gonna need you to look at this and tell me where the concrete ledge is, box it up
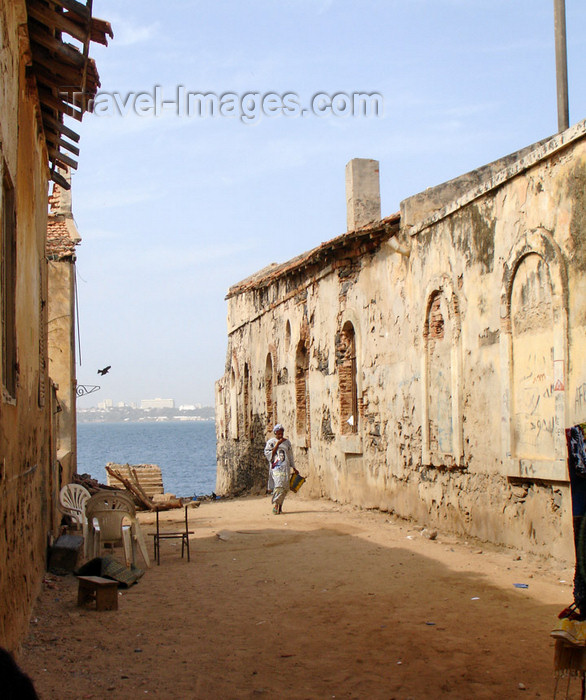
[341,435,363,455]
[507,458,568,482]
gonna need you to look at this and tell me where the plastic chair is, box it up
[59,484,91,540]
[85,490,150,568]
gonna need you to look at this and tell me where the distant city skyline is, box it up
[86,398,211,410]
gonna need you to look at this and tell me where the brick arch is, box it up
[242,362,251,438]
[265,350,277,429]
[295,337,310,441]
[421,275,463,467]
[336,316,360,435]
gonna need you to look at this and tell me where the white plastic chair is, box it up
[59,483,91,541]
[85,490,150,568]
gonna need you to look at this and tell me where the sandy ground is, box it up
[17,494,578,699]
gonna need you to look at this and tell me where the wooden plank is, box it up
[90,17,113,45]
[47,139,77,169]
[28,3,88,45]
[47,141,78,165]
[41,111,80,142]
[39,88,83,121]
[56,137,80,156]
[48,0,90,22]
[35,70,88,109]
[29,23,85,68]
[33,49,83,87]
[50,169,71,190]
[55,11,89,44]
[48,146,78,170]
[54,156,78,172]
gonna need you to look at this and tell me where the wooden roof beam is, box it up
[90,16,113,45]
[29,22,85,69]
[50,168,72,190]
[27,3,86,44]
[32,49,84,87]
[39,88,83,121]
[44,130,80,157]
[47,144,78,170]
[48,0,90,22]
[41,111,80,142]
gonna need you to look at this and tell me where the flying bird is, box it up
[97,366,111,376]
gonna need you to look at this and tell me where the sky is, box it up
[71,0,586,408]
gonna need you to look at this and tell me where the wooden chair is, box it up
[151,505,193,565]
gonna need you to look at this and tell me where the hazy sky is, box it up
[71,0,586,408]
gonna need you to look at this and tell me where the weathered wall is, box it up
[47,259,77,483]
[217,122,586,563]
[0,0,55,651]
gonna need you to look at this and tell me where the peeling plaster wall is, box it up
[217,125,586,563]
[47,259,77,483]
[0,1,55,651]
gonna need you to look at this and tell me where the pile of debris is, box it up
[72,472,116,494]
[105,464,186,511]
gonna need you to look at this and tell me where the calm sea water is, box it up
[77,421,217,498]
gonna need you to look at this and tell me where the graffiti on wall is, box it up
[576,382,586,415]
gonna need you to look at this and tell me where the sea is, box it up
[77,420,217,498]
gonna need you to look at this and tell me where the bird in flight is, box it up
[97,366,111,375]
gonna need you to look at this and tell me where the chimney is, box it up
[345,158,381,231]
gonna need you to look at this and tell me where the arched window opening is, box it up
[510,254,555,459]
[425,292,453,456]
[265,353,276,428]
[243,363,250,438]
[499,229,568,480]
[229,368,238,439]
[295,340,310,440]
[337,321,358,435]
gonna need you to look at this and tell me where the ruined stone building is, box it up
[216,119,586,563]
[0,0,110,651]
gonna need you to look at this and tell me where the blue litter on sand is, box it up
[513,583,529,588]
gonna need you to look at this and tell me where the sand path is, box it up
[20,494,575,699]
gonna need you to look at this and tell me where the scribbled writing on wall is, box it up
[576,383,586,415]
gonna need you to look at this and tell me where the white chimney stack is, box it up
[345,158,381,231]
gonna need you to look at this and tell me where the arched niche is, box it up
[421,275,463,467]
[500,228,568,480]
